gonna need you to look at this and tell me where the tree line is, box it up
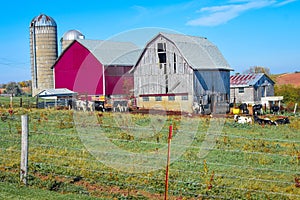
[0,81,31,96]
[275,84,300,111]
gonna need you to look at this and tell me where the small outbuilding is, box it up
[131,32,233,114]
[230,73,277,105]
[36,88,77,108]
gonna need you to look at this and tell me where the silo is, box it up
[61,30,85,52]
[30,14,58,96]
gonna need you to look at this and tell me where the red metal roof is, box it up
[230,73,263,86]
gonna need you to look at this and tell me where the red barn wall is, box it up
[105,66,133,96]
[54,41,104,95]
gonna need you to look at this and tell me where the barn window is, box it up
[158,43,166,52]
[157,43,166,64]
[168,96,175,101]
[173,53,177,73]
[238,88,244,93]
[155,96,162,101]
[181,95,188,101]
[142,96,149,102]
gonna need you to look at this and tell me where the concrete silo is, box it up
[30,14,58,96]
[61,30,85,52]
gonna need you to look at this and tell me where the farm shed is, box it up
[52,39,140,100]
[37,88,77,99]
[230,73,276,105]
[131,32,232,114]
[36,88,77,108]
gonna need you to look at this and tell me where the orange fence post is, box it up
[165,125,173,200]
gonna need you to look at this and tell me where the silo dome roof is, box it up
[62,30,85,40]
[30,14,56,27]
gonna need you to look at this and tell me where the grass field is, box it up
[0,182,101,200]
[0,96,36,109]
[1,107,300,199]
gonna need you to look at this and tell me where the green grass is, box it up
[0,182,103,200]
[1,108,300,199]
[0,96,36,109]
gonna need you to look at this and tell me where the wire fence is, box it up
[1,108,300,199]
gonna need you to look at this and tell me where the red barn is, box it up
[52,39,140,99]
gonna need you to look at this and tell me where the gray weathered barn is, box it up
[131,32,233,114]
[230,73,277,105]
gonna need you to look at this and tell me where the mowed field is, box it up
[0,107,300,199]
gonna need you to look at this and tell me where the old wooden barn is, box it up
[52,39,140,100]
[131,32,233,114]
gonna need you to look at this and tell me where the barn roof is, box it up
[76,39,141,66]
[134,32,232,71]
[230,73,274,87]
[162,32,232,70]
[37,88,77,97]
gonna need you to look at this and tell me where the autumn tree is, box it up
[275,84,300,111]
[19,81,27,88]
[276,85,298,102]
[18,80,31,88]
[243,66,270,75]
[5,82,23,96]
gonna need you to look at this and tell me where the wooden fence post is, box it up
[10,94,13,108]
[20,115,29,185]
[20,97,23,108]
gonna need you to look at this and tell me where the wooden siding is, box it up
[134,36,194,97]
[230,85,274,104]
[134,37,195,111]
[230,74,275,105]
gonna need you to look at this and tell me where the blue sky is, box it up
[0,0,299,83]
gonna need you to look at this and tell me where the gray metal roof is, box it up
[159,32,232,70]
[76,39,141,66]
[30,14,57,27]
[37,88,77,97]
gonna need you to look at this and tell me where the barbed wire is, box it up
[14,127,300,149]
[1,127,296,175]
[18,120,300,144]
[27,150,299,177]
[27,143,298,170]
[1,129,299,168]
[0,148,20,153]
[22,162,300,198]
[24,152,295,188]
[0,139,21,144]
[26,134,300,160]
[1,114,300,198]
